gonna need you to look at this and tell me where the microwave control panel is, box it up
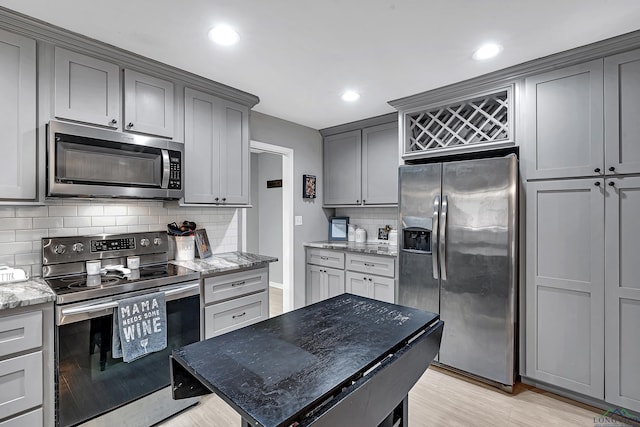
[168,151,182,189]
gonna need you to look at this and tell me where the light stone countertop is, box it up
[0,278,56,311]
[170,251,278,276]
[304,241,398,257]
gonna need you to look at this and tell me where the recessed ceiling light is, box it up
[472,43,502,60]
[341,91,360,102]
[208,24,240,46]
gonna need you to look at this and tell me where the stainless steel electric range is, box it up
[42,232,201,427]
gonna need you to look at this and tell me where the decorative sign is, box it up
[267,179,283,188]
[303,174,316,199]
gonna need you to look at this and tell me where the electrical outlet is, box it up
[295,216,303,226]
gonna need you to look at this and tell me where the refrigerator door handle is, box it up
[439,194,448,280]
[432,195,440,279]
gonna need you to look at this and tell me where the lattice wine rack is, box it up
[405,88,512,155]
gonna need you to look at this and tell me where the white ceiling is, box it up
[2,1,640,130]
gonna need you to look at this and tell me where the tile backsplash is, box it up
[335,207,398,242]
[0,200,239,278]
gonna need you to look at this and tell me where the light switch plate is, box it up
[295,216,303,226]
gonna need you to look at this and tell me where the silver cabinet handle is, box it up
[432,196,440,280]
[232,312,246,319]
[127,122,134,128]
[231,281,246,287]
[364,263,375,267]
[110,119,117,125]
[320,256,329,260]
[439,195,448,281]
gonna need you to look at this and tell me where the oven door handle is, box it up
[60,283,200,317]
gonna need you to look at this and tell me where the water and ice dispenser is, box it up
[401,216,433,253]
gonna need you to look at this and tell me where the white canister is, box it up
[355,227,367,243]
[348,224,356,242]
[127,256,140,269]
[86,260,101,275]
[388,229,398,246]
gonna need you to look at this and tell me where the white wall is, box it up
[335,207,398,242]
[250,111,327,308]
[0,200,239,278]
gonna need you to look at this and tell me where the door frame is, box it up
[243,140,295,312]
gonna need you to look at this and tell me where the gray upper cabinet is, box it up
[54,47,120,128]
[604,176,640,412]
[525,179,605,399]
[184,88,249,205]
[324,130,361,206]
[0,29,37,202]
[362,122,399,205]
[323,120,398,207]
[604,49,640,176]
[524,60,604,180]
[123,69,174,138]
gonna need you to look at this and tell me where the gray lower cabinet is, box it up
[123,69,174,138]
[0,28,37,202]
[0,304,54,426]
[604,176,640,411]
[305,248,345,304]
[202,267,269,339]
[184,88,250,205]
[54,47,120,128]
[323,121,398,207]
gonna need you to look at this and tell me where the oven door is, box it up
[55,282,199,427]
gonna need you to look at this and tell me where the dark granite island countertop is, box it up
[171,294,443,427]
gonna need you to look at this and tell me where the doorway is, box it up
[243,140,294,313]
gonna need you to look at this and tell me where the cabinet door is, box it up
[218,98,249,204]
[524,60,603,180]
[525,179,604,398]
[123,69,174,138]
[0,29,36,201]
[605,176,640,411]
[306,264,324,304]
[605,49,640,175]
[324,130,361,205]
[362,122,398,205]
[184,88,219,203]
[54,47,120,128]
[345,271,370,298]
[370,275,395,303]
[325,267,345,299]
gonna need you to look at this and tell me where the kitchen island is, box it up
[171,293,443,427]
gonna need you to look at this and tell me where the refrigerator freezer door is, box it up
[438,155,517,386]
[398,164,441,317]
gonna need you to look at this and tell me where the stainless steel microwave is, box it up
[47,120,184,200]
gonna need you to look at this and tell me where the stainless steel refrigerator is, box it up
[398,154,517,387]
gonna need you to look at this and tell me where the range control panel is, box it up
[91,238,136,253]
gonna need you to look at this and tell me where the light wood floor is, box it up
[160,289,621,426]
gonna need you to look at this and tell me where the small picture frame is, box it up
[328,217,349,241]
[194,229,212,259]
[303,174,316,199]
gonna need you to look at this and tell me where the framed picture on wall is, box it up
[194,229,212,259]
[303,174,316,199]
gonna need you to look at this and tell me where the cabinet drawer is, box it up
[203,268,268,304]
[346,253,395,278]
[0,351,42,420]
[0,408,42,427]
[306,248,344,269]
[204,291,268,339]
[0,310,42,358]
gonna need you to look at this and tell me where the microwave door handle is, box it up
[161,149,170,189]
[432,195,440,280]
